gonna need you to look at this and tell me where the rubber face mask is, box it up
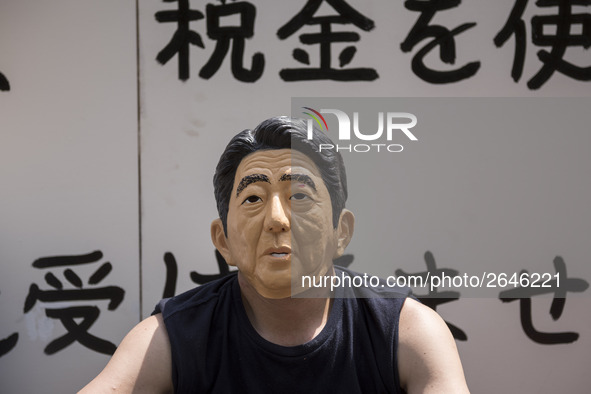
[212,149,345,299]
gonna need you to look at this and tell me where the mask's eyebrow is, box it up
[280,173,317,191]
[236,174,270,197]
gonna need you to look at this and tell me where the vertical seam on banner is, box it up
[135,0,144,322]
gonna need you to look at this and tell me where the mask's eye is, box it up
[290,193,309,201]
[242,195,262,204]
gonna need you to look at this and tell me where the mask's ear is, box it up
[334,209,355,258]
[211,218,235,266]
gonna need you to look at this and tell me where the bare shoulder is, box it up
[397,298,470,394]
[78,314,173,394]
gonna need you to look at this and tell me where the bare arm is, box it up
[78,314,173,394]
[398,298,470,394]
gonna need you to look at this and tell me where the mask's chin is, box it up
[249,272,294,300]
[290,264,335,298]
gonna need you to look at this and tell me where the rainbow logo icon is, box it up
[302,107,328,131]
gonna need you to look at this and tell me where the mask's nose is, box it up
[264,194,290,233]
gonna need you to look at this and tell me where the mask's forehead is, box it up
[290,150,323,177]
[234,149,292,178]
[234,149,321,179]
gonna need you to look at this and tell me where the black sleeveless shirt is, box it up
[154,267,411,393]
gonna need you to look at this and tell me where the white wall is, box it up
[1,1,589,392]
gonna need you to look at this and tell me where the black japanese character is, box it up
[156,0,205,81]
[190,249,234,285]
[333,254,354,268]
[499,256,589,344]
[162,252,179,299]
[161,250,234,298]
[277,0,378,81]
[494,0,528,82]
[395,251,467,341]
[0,333,18,358]
[400,0,480,84]
[495,0,591,89]
[43,306,117,355]
[199,0,264,82]
[23,251,125,355]
[0,291,18,357]
[0,71,9,91]
[530,0,591,88]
